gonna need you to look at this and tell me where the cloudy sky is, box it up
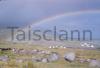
[0,0,100,27]
[0,0,100,41]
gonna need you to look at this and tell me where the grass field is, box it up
[0,42,99,68]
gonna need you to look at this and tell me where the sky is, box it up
[0,0,100,27]
[30,11,100,40]
[0,0,100,41]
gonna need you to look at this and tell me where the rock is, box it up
[89,59,100,68]
[86,59,91,62]
[0,55,9,62]
[16,58,32,63]
[79,58,86,63]
[47,52,59,62]
[41,58,48,63]
[45,51,50,54]
[32,57,42,62]
[64,52,76,62]
[30,50,38,54]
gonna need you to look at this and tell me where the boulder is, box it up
[64,52,76,62]
[89,59,100,68]
[32,57,42,62]
[0,55,9,62]
[47,52,59,62]
[41,58,48,63]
